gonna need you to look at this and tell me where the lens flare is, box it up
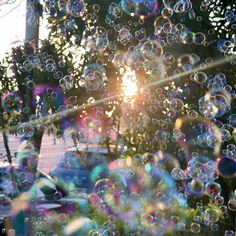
[122,68,138,97]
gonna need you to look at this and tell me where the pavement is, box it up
[0,135,67,174]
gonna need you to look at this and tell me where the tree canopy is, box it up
[0,0,236,235]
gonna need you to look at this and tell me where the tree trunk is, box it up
[0,95,21,200]
[0,94,12,163]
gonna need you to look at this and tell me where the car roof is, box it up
[66,146,111,155]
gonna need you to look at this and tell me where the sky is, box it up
[0,0,47,59]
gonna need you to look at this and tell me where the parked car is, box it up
[0,164,88,236]
[49,146,110,194]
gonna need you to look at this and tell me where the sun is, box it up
[122,68,138,97]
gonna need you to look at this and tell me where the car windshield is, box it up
[58,152,86,169]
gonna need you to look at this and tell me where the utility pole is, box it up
[25,0,40,51]
[24,0,41,119]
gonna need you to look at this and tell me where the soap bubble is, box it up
[190,222,201,234]
[161,7,173,18]
[163,52,175,65]
[64,19,78,30]
[171,167,185,180]
[94,179,116,199]
[117,27,133,45]
[67,0,85,17]
[169,98,184,112]
[154,16,172,34]
[214,195,224,205]
[59,75,74,91]
[142,152,156,165]
[113,52,127,68]
[205,208,219,223]
[200,89,231,119]
[85,26,109,49]
[140,40,163,62]
[82,64,106,91]
[187,156,218,182]
[84,71,103,91]
[193,72,208,84]
[205,182,221,197]
[228,114,236,127]
[175,117,222,158]
[187,110,199,119]
[218,156,236,178]
[193,32,206,45]
[189,179,205,195]
[2,93,21,113]
[224,230,235,236]
[225,10,236,24]
[227,196,236,212]
[177,54,194,71]
[17,123,35,138]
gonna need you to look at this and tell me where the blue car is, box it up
[50,147,110,194]
[0,164,70,236]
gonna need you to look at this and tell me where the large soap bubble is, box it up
[2,92,21,113]
[67,0,85,17]
[200,88,231,119]
[140,40,163,62]
[81,64,106,91]
[175,116,222,158]
[163,0,192,13]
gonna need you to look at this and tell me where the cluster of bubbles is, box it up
[25,151,189,235]
[112,39,165,82]
[59,75,74,92]
[44,0,86,18]
[1,48,73,146]
[1,0,236,235]
[120,0,158,18]
[81,64,107,91]
[106,2,123,26]
[13,148,233,235]
[199,88,231,120]
[163,0,192,13]
[81,26,109,50]
[67,0,85,17]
